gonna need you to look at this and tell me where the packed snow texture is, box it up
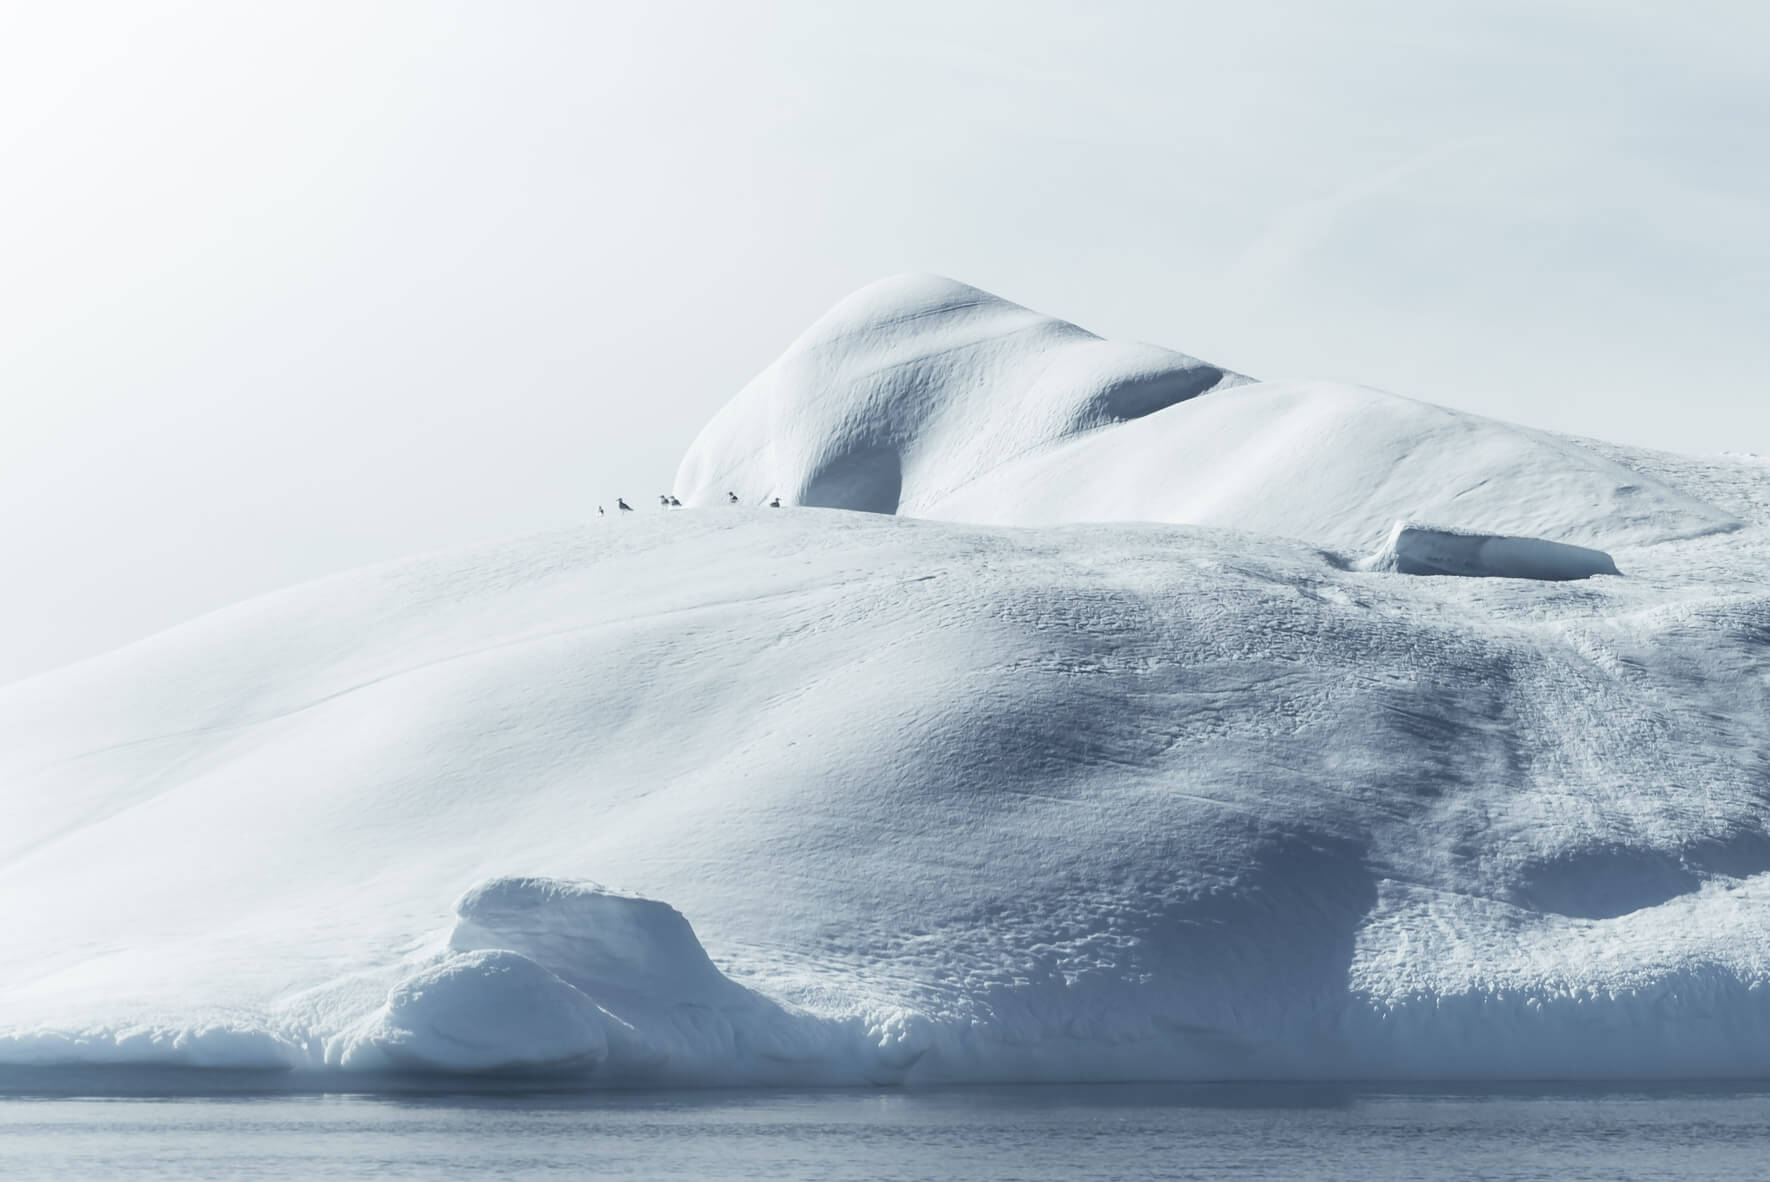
[5,276,1770,1086]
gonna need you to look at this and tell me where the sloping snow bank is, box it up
[4,506,1770,1085]
[674,273,1247,516]
[1360,522,1620,580]
[922,380,1736,551]
[675,277,1737,550]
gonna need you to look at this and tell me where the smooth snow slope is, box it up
[5,278,1770,1084]
[676,275,1737,551]
[675,274,1250,517]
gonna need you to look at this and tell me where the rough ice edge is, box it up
[323,877,936,1084]
[9,874,1770,1086]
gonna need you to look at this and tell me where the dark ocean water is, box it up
[3,1078,1768,1180]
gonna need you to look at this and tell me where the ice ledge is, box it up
[327,877,930,1082]
[1359,521,1620,581]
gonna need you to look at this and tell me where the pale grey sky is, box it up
[4,0,1768,682]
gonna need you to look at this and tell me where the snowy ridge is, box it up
[5,278,1770,1086]
[675,274,1250,517]
[677,275,1738,552]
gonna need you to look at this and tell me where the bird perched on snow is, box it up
[597,506,604,516]
[617,498,632,512]
[669,496,682,507]
[727,491,739,505]
[658,495,670,507]
[769,497,781,508]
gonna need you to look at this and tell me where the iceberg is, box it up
[4,277,1769,1086]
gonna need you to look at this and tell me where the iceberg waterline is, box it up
[5,276,1770,1084]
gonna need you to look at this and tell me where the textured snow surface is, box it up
[6,278,1770,1085]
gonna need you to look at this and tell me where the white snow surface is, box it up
[675,275,1737,551]
[6,277,1770,1085]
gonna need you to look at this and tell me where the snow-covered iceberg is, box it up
[4,277,1770,1086]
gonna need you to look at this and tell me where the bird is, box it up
[597,506,604,516]
[769,497,781,508]
[658,495,670,507]
[617,498,632,512]
[727,491,739,505]
[669,496,682,507]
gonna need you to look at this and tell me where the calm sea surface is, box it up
[3,1078,1768,1180]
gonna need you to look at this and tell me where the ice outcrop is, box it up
[448,877,732,1004]
[677,278,1736,550]
[344,949,613,1073]
[336,878,743,1076]
[331,877,926,1083]
[1360,522,1620,580]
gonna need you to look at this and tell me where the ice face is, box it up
[448,877,733,1006]
[1359,522,1621,580]
[340,948,612,1074]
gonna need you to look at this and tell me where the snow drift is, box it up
[675,274,1737,552]
[4,277,1770,1087]
[674,274,1249,518]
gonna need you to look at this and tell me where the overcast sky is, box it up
[4,0,1768,682]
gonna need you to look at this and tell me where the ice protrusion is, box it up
[1359,521,1620,581]
[341,948,612,1073]
[334,877,870,1080]
[674,273,1245,517]
[448,877,730,1006]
